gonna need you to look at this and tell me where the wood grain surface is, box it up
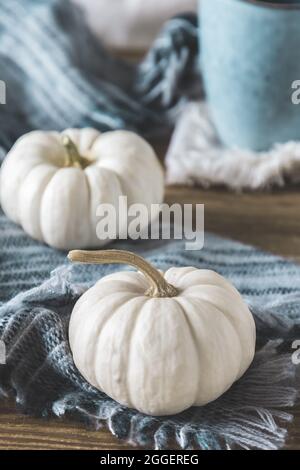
[0,185,300,450]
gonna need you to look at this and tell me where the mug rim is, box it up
[240,0,300,9]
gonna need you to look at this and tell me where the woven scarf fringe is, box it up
[53,292,299,451]
[136,13,200,109]
[1,259,299,450]
[51,340,296,450]
[50,292,299,451]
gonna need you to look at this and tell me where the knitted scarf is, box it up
[0,209,299,449]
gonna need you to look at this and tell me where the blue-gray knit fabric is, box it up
[0,208,299,450]
[0,0,199,152]
[0,0,299,451]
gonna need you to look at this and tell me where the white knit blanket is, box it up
[166,103,300,191]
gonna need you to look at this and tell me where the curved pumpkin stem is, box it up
[62,135,90,169]
[68,249,178,298]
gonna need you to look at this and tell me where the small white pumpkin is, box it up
[68,249,256,416]
[0,129,164,250]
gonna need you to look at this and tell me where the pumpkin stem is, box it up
[62,135,90,169]
[68,249,179,298]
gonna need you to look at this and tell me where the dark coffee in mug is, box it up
[252,0,300,4]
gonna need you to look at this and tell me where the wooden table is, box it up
[0,186,300,449]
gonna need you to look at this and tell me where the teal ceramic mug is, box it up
[200,0,300,151]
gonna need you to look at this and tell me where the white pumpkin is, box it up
[68,249,256,416]
[0,129,164,250]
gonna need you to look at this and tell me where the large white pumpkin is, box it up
[0,129,164,250]
[68,249,256,416]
